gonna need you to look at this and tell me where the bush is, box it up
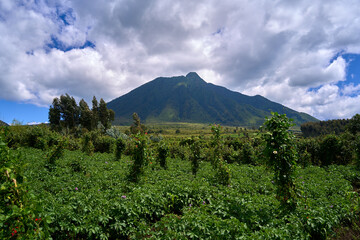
[239,142,255,165]
[318,134,351,166]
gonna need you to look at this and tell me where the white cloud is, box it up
[1,0,360,120]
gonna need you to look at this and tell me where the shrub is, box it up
[239,142,255,165]
[318,134,351,166]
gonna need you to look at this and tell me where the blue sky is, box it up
[1,0,360,124]
[0,100,48,125]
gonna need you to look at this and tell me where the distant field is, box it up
[114,122,261,139]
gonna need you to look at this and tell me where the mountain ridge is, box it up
[107,72,318,126]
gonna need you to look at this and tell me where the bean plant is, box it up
[190,139,201,176]
[115,138,126,160]
[128,132,148,182]
[157,141,169,169]
[82,132,94,156]
[210,124,231,185]
[0,128,49,239]
[262,112,297,209]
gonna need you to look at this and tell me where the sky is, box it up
[1,0,360,125]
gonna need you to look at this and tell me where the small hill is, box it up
[107,72,318,126]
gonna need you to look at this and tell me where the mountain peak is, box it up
[107,73,318,126]
[186,72,201,80]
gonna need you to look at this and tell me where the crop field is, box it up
[5,148,360,239]
[1,114,360,239]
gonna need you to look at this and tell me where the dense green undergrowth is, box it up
[7,147,360,239]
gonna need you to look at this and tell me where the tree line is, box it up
[49,94,114,132]
[300,114,360,137]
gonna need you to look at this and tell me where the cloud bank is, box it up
[1,0,360,120]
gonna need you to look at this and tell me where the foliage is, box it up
[99,99,115,131]
[0,128,50,239]
[93,135,115,153]
[2,111,360,239]
[210,124,222,168]
[190,139,201,176]
[128,132,148,182]
[46,138,66,168]
[79,99,92,131]
[319,134,352,166]
[301,118,349,137]
[210,124,231,185]
[82,132,94,156]
[239,142,255,165]
[157,141,168,169]
[354,134,360,169]
[262,112,298,209]
[347,114,360,135]
[115,138,126,160]
[9,146,359,239]
[49,94,113,132]
[130,112,146,134]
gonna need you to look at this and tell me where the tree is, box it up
[59,94,79,129]
[49,97,61,129]
[130,113,146,134]
[91,96,99,130]
[79,99,92,131]
[98,98,114,131]
[48,94,113,132]
[347,114,360,135]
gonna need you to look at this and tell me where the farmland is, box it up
[1,115,360,239]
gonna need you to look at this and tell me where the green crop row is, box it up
[1,146,357,239]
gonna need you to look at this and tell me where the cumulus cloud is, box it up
[1,0,360,120]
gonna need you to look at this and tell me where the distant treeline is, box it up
[301,114,360,137]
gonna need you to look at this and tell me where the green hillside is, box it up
[107,72,318,126]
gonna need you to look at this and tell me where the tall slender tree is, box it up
[91,96,99,130]
[59,94,79,129]
[49,97,61,130]
[79,99,92,131]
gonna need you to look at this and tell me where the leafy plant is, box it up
[128,132,148,182]
[82,132,94,156]
[157,141,169,169]
[115,138,126,160]
[190,139,201,176]
[210,124,231,185]
[262,112,297,209]
[0,128,49,239]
